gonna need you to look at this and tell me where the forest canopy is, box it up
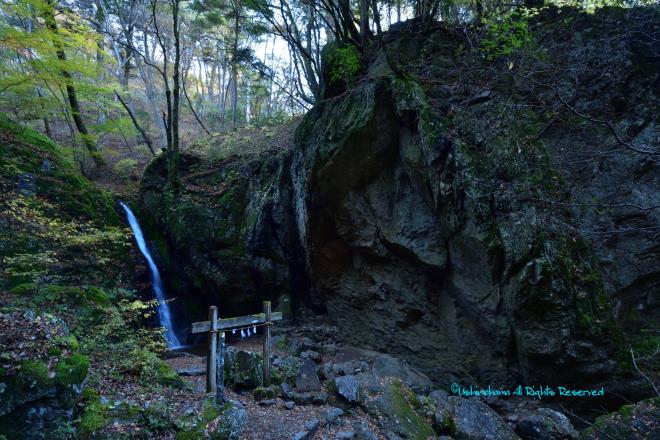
[0,0,654,180]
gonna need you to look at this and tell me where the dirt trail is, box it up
[166,342,385,440]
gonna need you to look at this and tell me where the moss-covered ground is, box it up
[0,115,216,439]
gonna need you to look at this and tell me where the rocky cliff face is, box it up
[141,6,659,401]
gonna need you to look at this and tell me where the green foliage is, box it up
[135,144,153,157]
[328,44,362,85]
[126,348,186,388]
[0,115,129,293]
[113,158,139,180]
[482,9,533,60]
[1,197,130,289]
[0,0,116,137]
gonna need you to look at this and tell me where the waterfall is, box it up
[120,202,182,349]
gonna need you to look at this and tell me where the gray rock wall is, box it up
[141,6,659,399]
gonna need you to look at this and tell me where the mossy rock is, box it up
[361,379,435,440]
[0,114,119,226]
[209,404,247,440]
[224,348,263,391]
[253,386,278,401]
[143,401,173,431]
[55,354,89,388]
[77,389,109,438]
[274,355,302,385]
[0,355,89,438]
[580,397,660,440]
[175,397,225,440]
[0,359,53,417]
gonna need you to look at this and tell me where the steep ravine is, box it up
[141,6,659,405]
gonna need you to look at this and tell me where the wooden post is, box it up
[262,300,271,387]
[192,304,281,393]
[206,306,218,393]
[217,330,225,404]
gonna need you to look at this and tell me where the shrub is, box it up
[113,158,139,179]
[328,44,362,86]
[482,8,533,60]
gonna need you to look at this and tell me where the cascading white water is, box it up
[120,202,182,348]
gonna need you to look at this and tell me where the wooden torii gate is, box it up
[192,301,282,403]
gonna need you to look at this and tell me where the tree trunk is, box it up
[169,0,181,188]
[44,1,102,167]
[360,0,369,42]
[231,8,239,131]
[139,32,167,145]
[115,91,155,156]
[370,0,382,34]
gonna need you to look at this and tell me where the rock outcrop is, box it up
[141,6,659,401]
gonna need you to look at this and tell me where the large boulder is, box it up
[0,311,89,438]
[509,408,578,440]
[287,6,659,399]
[579,398,660,440]
[295,359,322,392]
[335,375,360,403]
[434,397,520,440]
[211,403,248,440]
[372,355,432,394]
[224,347,262,390]
[359,378,436,440]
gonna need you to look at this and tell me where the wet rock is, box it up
[509,408,578,440]
[335,431,356,440]
[295,359,322,392]
[335,375,360,403]
[284,401,296,410]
